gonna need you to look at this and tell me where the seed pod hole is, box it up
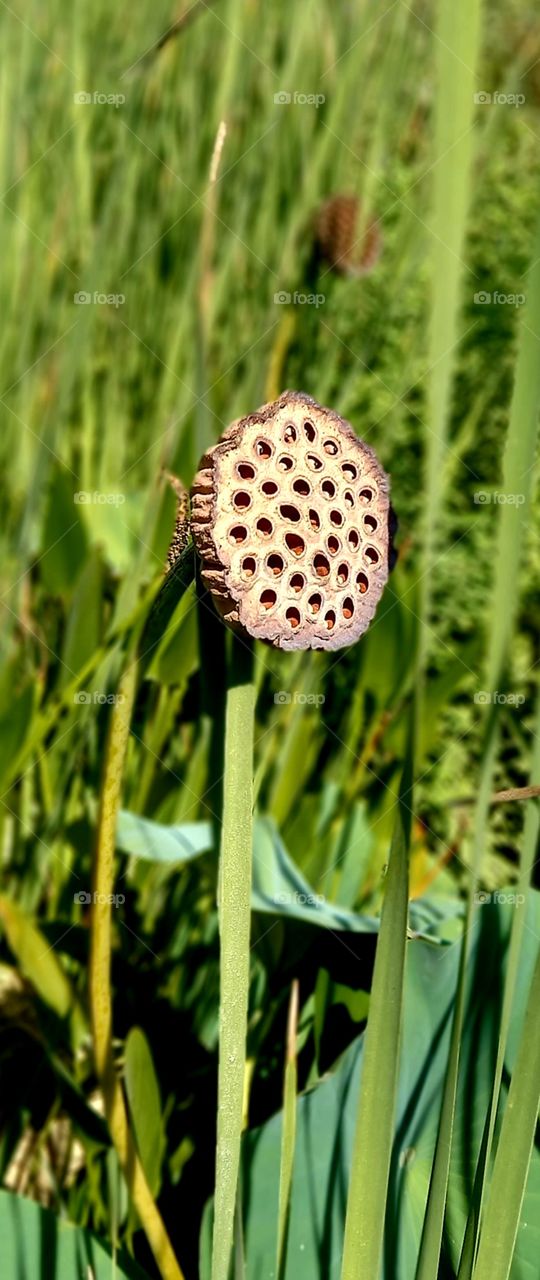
[280,504,301,523]
[229,525,248,544]
[314,553,330,578]
[190,391,391,650]
[255,438,272,459]
[233,490,251,510]
[267,553,285,575]
[237,462,256,481]
[285,532,305,557]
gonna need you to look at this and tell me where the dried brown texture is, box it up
[164,472,190,569]
[191,391,393,651]
[315,195,381,276]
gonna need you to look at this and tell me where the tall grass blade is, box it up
[472,945,540,1280]
[419,0,483,675]
[276,980,299,1280]
[340,732,412,1280]
[457,687,540,1279]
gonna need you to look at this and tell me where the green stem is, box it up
[89,549,196,1280]
[212,635,255,1280]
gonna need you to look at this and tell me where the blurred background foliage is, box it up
[0,0,539,1276]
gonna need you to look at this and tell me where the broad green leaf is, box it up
[115,812,444,940]
[0,1188,150,1279]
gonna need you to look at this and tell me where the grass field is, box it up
[1,2,540,1278]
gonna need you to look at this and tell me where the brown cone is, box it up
[315,195,381,276]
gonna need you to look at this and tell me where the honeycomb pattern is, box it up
[190,391,393,651]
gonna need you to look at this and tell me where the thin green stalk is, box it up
[340,739,412,1280]
[472,945,540,1280]
[89,654,185,1280]
[418,0,483,681]
[276,979,299,1280]
[458,692,540,1279]
[414,720,498,1280]
[212,634,255,1280]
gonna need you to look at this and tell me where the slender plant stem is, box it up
[212,635,255,1280]
[89,653,185,1280]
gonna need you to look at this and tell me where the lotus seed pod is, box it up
[191,391,394,652]
[315,195,381,276]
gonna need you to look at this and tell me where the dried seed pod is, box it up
[315,194,381,276]
[191,391,394,652]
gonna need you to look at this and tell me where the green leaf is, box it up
[0,895,86,1048]
[340,740,412,1280]
[40,465,88,596]
[124,1026,165,1198]
[60,551,104,686]
[115,811,443,940]
[473,944,540,1280]
[237,893,540,1279]
[0,1188,150,1279]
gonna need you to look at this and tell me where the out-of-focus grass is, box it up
[0,0,539,1276]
